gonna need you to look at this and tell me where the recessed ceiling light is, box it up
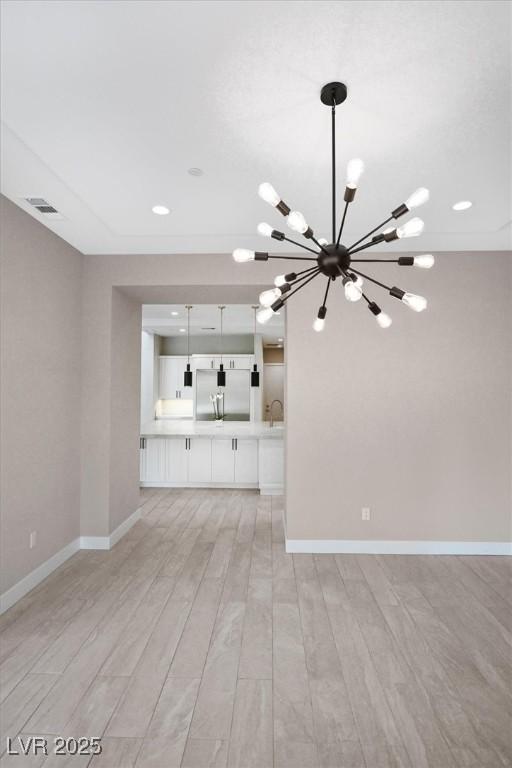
[171,311,179,316]
[452,200,472,211]
[152,205,170,215]
[278,338,284,342]
[188,167,204,177]
[179,328,186,333]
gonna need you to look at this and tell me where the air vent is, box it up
[24,197,64,220]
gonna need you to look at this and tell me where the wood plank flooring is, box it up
[1,488,511,767]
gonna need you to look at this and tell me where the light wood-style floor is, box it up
[1,489,511,768]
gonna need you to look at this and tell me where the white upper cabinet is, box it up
[193,356,221,371]
[159,356,191,400]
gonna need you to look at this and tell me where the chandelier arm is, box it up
[311,236,330,256]
[280,269,322,303]
[349,268,392,292]
[350,259,400,263]
[282,236,322,256]
[322,276,332,308]
[335,201,349,248]
[332,97,336,244]
[289,265,321,282]
[268,254,318,262]
[348,240,383,256]
[347,215,394,251]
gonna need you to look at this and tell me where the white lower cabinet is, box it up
[212,439,235,483]
[258,438,284,494]
[234,439,258,483]
[141,435,265,488]
[188,438,212,483]
[168,438,188,483]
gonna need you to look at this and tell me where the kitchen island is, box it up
[140,420,284,495]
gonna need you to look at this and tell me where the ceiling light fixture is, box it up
[251,305,260,387]
[152,205,170,215]
[188,167,204,177]
[179,328,186,332]
[217,305,226,387]
[171,311,179,316]
[452,200,472,211]
[184,306,193,387]
[233,81,432,332]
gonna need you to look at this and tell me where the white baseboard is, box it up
[260,485,284,496]
[80,506,141,550]
[285,539,512,555]
[0,507,142,614]
[0,537,81,614]
[140,481,259,489]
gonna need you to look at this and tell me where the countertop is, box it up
[141,420,284,439]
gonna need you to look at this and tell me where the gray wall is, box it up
[0,196,83,593]
[160,334,254,355]
[285,253,512,543]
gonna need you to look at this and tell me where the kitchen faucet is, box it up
[269,399,284,427]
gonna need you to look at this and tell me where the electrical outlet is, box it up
[361,507,371,521]
[29,531,37,549]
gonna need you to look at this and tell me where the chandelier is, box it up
[233,81,433,331]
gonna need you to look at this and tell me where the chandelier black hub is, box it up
[320,81,347,106]
[317,243,350,278]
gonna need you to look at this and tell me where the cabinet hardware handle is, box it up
[234,438,237,450]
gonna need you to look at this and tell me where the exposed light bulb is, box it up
[405,187,429,210]
[376,312,392,328]
[257,307,274,324]
[313,317,325,332]
[352,275,363,289]
[452,200,472,211]
[402,292,427,312]
[318,237,329,246]
[397,217,424,239]
[259,288,282,307]
[233,248,255,263]
[344,279,363,302]
[287,210,308,235]
[152,205,170,215]
[413,254,435,269]
[258,183,280,207]
[257,222,274,238]
[346,158,365,187]
[274,274,287,287]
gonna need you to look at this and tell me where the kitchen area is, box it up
[139,304,285,494]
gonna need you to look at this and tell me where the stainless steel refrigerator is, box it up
[195,369,251,421]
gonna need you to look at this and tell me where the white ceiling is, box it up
[1,0,510,255]
[142,304,285,344]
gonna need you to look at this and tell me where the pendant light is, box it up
[233,81,432,332]
[251,305,260,387]
[217,305,226,387]
[183,305,193,387]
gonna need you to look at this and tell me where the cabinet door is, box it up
[193,356,215,370]
[212,439,235,483]
[258,439,284,489]
[168,438,188,483]
[234,439,258,483]
[140,440,147,482]
[188,438,212,482]
[231,356,252,370]
[159,358,175,399]
[143,438,168,482]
